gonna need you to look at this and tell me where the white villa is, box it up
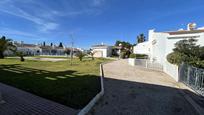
[134,23,204,66]
[91,43,112,58]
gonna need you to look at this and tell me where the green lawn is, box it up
[0,57,111,109]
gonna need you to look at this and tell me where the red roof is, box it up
[163,29,204,35]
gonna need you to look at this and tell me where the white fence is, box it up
[132,59,163,71]
[129,59,179,81]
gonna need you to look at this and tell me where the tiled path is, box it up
[89,59,198,115]
[0,83,78,115]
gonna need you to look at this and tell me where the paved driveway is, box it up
[89,59,197,115]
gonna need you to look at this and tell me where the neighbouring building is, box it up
[91,43,112,58]
[40,45,65,55]
[134,23,204,66]
[14,42,41,55]
[4,41,83,56]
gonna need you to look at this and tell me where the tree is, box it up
[0,36,16,59]
[75,52,86,61]
[43,41,46,46]
[59,42,63,47]
[115,40,132,49]
[90,51,96,60]
[137,34,145,43]
[16,51,25,62]
[50,43,53,46]
[167,38,204,68]
[64,48,71,55]
[114,40,134,58]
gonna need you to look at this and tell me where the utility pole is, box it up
[70,34,74,66]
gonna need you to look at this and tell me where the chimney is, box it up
[187,23,197,31]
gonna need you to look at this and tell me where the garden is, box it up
[0,57,110,109]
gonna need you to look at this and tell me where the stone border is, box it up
[77,64,105,115]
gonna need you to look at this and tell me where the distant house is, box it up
[4,41,80,56]
[91,44,112,58]
[14,42,41,55]
[40,45,65,55]
[64,47,81,56]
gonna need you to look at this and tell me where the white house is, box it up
[91,44,112,58]
[134,23,204,66]
[14,42,41,55]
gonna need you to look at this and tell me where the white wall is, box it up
[133,42,150,55]
[93,46,112,58]
[163,61,179,82]
[150,32,168,64]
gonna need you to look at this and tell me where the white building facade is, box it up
[134,24,204,66]
[91,45,112,58]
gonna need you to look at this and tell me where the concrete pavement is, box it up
[88,59,198,115]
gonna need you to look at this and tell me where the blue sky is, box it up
[1,0,204,49]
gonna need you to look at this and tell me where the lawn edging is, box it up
[77,63,105,115]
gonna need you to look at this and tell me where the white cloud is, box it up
[0,28,39,38]
[92,0,105,6]
[0,0,106,33]
[0,0,59,32]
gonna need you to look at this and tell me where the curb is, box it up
[77,64,105,115]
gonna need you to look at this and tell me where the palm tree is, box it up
[75,52,86,61]
[16,51,25,62]
[137,34,145,43]
[90,51,96,60]
[0,36,16,59]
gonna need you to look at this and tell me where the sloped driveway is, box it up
[89,59,197,115]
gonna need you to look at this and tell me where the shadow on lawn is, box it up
[0,64,101,109]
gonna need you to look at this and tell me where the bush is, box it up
[75,52,86,61]
[16,51,25,62]
[129,54,136,58]
[120,52,126,59]
[135,54,148,59]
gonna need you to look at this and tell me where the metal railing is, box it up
[179,63,204,96]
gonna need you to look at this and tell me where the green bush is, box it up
[167,38,204,68]
[129,54,136,58]
[75,52,86,61]
[135,54,148,59]
[120,52,126,59]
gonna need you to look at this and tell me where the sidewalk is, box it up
[0,83,77,115]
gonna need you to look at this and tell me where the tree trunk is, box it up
[20,56,25,62]
[0,52,4,59]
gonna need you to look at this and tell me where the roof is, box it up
[91,44,110,49]
[65,47,80,51]
[40,46,64,50]
[14,43,37,48]
[163,29,204,35]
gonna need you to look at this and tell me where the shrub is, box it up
[120,52,126,59]
[135,54,148,59]
[75,52,86,61]
[129,54,136,58]
[16,51,25,62]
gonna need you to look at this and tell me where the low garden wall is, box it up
[78,64,105,115]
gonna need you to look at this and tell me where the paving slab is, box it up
[0,83,78,115]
